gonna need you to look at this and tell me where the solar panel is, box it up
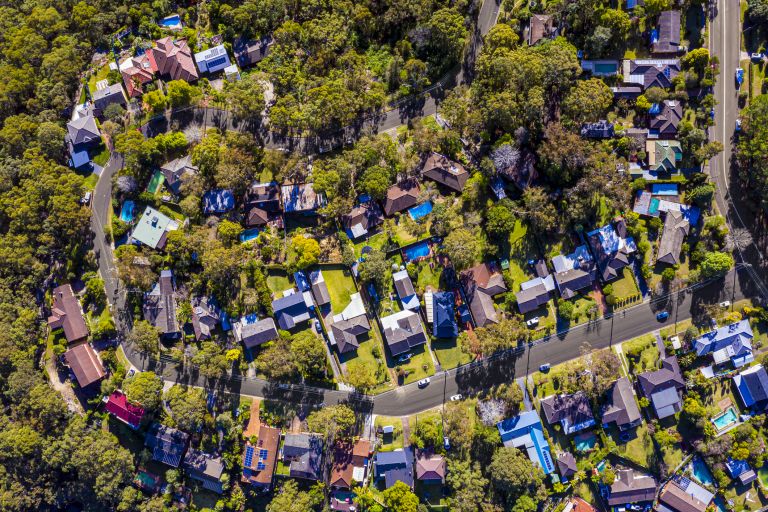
[257,462,266,470]
[244,446,255,467]
[259,449,269,459]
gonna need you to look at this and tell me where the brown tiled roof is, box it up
[659,481,710,512]
[384,180,420,216]
[148,37,199,82]
[48,284,89,343]
[529,14,555,45]
[415,452,446,481]
[242,425,280,488]
[421,153,469,192]
[64,343,105,387]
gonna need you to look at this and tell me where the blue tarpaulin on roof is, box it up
[202,189,235,213]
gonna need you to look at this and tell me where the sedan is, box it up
[736,119,742,132]
[526,317,540,328]
[736,67,745,88]
[719,300,732,308]
[656,311,670,322]
[417,378,431,388]
[449,394,463,402]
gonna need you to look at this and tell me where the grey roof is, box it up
[624,59,681,89]
[234,35,273,67]
[92,83,127,114]
[557,452,577,478]
[331,315,370,353]
[638,356,685,398]
[235,317,278,349]
[271,293,311,330]
[190,296,220,340]
[653,11,681,54]
[602,377,642,428]
[161,156,198,195]
[309,269,331,306]
[608,469,657,505]
[67,115,101,147]
[145,423,189,467]
[659,479,711,512]
[540,392,594,428]
[581,120,615,139]
[515,282,550,314]
[650,99,683,137]
[183,449,225,493]
[393,270,416,300]
[657,210,689,265]
[554,267,595,299]
[381,310,427,356]
[143,270,179,336]
[283,434,324,480]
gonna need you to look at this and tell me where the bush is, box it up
[558,300,575,321]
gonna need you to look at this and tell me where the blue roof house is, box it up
[432,292,458,338]
[734,364,768,412]
[374,447,414,489]
[202,189,235,214]
[145,423,189,468]
[726,459,758,485]
[496,410,555,475]
[694,319,755,368]
[271,292,311,330]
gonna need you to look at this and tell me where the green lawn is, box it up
[530,359,582,402]
[339,329,392,392]
[87,64,112,94]
[622,334,660,374]
[611,267,640,299]
[524,301,557,334]
[573,481,601,510]
[266,270,292,295]
[414,261,443,294]
[92,144,111,167]
[723,481,768,512]
[571,296,599,324]
[661,443,685,476]
[375,415,404,451]
[353,232,388,258]
[432,337,473,369]
[323,268,357,315]
[397,344,435,385]
[507,220,538,292]
[607,423,657,470]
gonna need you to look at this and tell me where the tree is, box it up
[166,80,198,108]
[306,404,357,437]
[488,446,546,505]
[360,165,393,200]
[83,276,106,310]
[191,341,229,379]
[191,129,223,179]
[699,251,734,278]
[227,73,266,120]
[346,360,377,391]
[164,385,208,431]
[359,248,389,289]
[486,202,515,238]
[267,480,324,512]
[483,24,519,55]
[644,0,671,16]
[410,415,442,450]
[522,186,558,234]
[290,235,321,270]
[725,227,753,253]
[562,78,613,124]
[382,481,420,512]
[218,219,244,246]
[558,300,575,321]
[123,371,163,412]
[290,330,326,379]
[442,228,482,270]
[128,320,159,355]
[256,339,298,380]
[749,0,768,22]
[687,183,715,207]
[143,89,167,114]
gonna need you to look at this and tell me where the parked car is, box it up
[397,353,413,363]
[526,317,540,328]
[736,67,745,88]
[417,378,431,388]
[539,363,551,372]
[751,52,764,62]
[81,191,92,205]
[443,436,451,451]
[449,394,463,401]
[736,118,742,132]
[314,319,322,333]
[719,300,731,308]
[656,311,670,322]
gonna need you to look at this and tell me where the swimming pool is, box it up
[159,14,181,28]
[691,457,714,486]
[574,432,597,452]
[403,241,430,262]
[648,197,660,215]
[712,407,738,431]
[408,201,433,221]
[147,170,165,194]
[239,227,261,243]
[652,183,679,196]
[120,200,135,222]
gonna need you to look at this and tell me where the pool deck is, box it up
[713,405,741,437]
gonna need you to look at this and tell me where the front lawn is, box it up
[323,268,357,315]
[611,267,640,300]
[266,270,292,295]
[375,415,404,451]
[622,334,660,374]
[339,328,392,393]
[525,301,557,335]
[571,296,599,324]
[432,337,473,370]
[92,143,111,167]
[396,344,435,385]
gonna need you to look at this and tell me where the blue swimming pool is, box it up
[239,228,261,243]
[691,457,714,486]
[403,241,430,262]
[574,432,597,452]
[120,200,135,222]
[408,201,433,221]
[652,183,679,195]
[712,407,738,431]
[159,14,181,27]
[648,197,660,215]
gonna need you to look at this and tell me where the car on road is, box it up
[736,118,742,132]
[526,317,539,328]
[656,311,670,322]
[81,191,91,205]
[719,300,732,308]
[752,52,764,62]
[539,363,551,372]
[449,394,463,401]
[314,319,323,333]
[736,67,745,88]
[417,378,431,388]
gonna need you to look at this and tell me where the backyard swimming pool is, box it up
[159,14,181,28]
[408,201,433,220]
[691,457,714,486]
[239,227,261,243]
[712,407,738,431]
[147,170,165,194]
[120,200,135,222]
[574,432,597,452]
[403,241,431,262]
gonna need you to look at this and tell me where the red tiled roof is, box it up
[64,344,105,388]
[105,390,145,429]
[148,37,199,82]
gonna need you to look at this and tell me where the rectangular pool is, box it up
[408,201,432,221]
[403,241,431,262]
[712,407,738,431]
[690,457,714,486]
[159,14,182,28]
[120,200,135,222]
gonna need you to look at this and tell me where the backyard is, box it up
[413,261,443,294]
[507,219,539,292]
[323,268,357,315]
[374,415,404,451]
[606,424,657,470]
[266,269,292,296]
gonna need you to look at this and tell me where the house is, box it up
[147,37,199,82]
[461,263,508,327]
[515,275,555,314]
[432,291,458,338]
[194,44,231,74]
[622,59,681,89]
[393,269,419,310]
[308,269,331,307]
[612,84,645,99]
[190,296,221,341]
[145,423,190,467]
[421,152,469,192]
[92,83,127,117]
[726,459,758,485]
[131,206,180,249]
[638,356,686,419]
[183,450,226,493]
[528,14,555,45]
[587,220,637,282]
[342,201,384,240]
[119,54,155,97]
[234,316,279,349]
[602,377,642,431]
[281,183,326,214]
[66,114,101,150]
[242,425,280,490]
[384,180,420,216]
[272,292,311,330]
[283,433,324,480]
[657,210,690,265]
[64,343,106,388]
[103,390,145,430]
[581,120,615,139]
[202,189,235,214]
[694,319,755,368]
[415,451,446,484]
[734,364,768,412]
[649,99,683,138]
[330,293,371,353]
[563,497,597,512]
[143,270,180,338]
[380,310,427,356]
[556,452,577,480]
[607,469,658,506]
[234,36,274,68]
[160,156,198,195]
[658,477,714,512]
[224,64,240,81]
[48,284,89,343]
[551,245,596,299]
[374,448,414,489]
[580,59,620,77]
[653,11,681,55]
[496,410,555,474]
[647,140,683,173]
[330,439,371,489]
[245,181,282,227]
[540,392,596,434]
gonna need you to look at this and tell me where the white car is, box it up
[719,301,732,308]
[417,378,431,388]
[449,394,463,402]
[526,317,540,328]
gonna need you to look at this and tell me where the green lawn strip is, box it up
[606,423,657,470]
[92,144,111,167]
[660,318,694,339]
[507,219,538,292]
[573,480,601,509]
[375,415,404,451]
[266,270,292,295]
[622,334,660,374]
[323,268,357,315]
[432,337,473,369]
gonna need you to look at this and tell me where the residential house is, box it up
[649,99,683,138]
[143,270,180,338]
[557,452,577,481]
[194,44,231,74]
[421,152,469,192]
[393,269,419,310]
[131,206,180,250]
[540,392,596,435]
[374,448,414,489]
[242,424,280,490]
[694,319,755,368]
[190,296,221,341]
[647,140,683,173]
[383,180,420,216]
[496,410,555,474]
[66,114,101,150]
[580,120,615,139]
[147,37,199,82]
[734,364,768,412]
[92,83,127,118]
[612,84,645,99]
[224,64,240,81]
[103,390,145,430]
[638,356,686,419]
[563,497,598,512]
[330,293,371,353]
[602,377,642,431]
[145,423,190,467]
[653,11,681,55]
[726,459,758,485]
[202,189,235,214]
[587,219,637,282]
[657,210,690,265]
[460,263,508,327]
[282,433,324,481]
[64,343,106,388]
[580,59,620,77]
[432,291,458,338]
[234,36,274,68]
[308,269,331,307]
[119,54,155,97]
[48,284,89,343]
[234,316,279,349]
[415,451,446,484]
[515,274,555,314]
[160,155,198,196]
[342,201,384,240]
[658,477,714,512]
[281,183,326,214]
[622,59,681,89]
[607,469,658,506]
[245,181,282,227]
[271,292,311,330]
[330,439,371,489]
[184,450,226,493]
[380,309,427,356]
[528,14,555,45]
[551,245,596,299]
